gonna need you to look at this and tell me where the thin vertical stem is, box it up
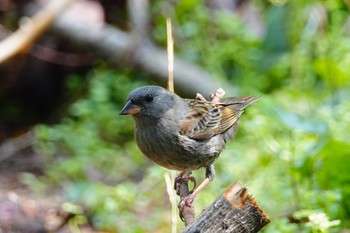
[164,173,177,233]
[166,18,174,93]
[166,17,177,232]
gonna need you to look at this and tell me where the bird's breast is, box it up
[134,124,225,171]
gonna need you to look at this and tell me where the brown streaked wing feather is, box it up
[180,100,222,140]
[180,96,258,140]
[218,107,242,133]
[215,96,259,133]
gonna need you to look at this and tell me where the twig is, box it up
[178,172,195,226]
[164,173,178,233]
[166,18,174,93]
[210,88,226,104]
[165,18,178,232]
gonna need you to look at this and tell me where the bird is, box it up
[120,85,259,211]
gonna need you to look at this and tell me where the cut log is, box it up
[182,182,270,233]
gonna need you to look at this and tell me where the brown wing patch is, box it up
[180,100,221,140]
[219,107,242,133]
[180,96,258,140]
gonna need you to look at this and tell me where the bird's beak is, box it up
[119,100,141,115]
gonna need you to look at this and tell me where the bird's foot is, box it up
[178,193,196,221]
[174,175,196,194]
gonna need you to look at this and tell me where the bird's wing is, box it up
[218,96,260,133]
[180,96,259,140]
[180,99,221,140]
[220,96,260,110]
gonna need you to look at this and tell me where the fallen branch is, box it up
[48,5,238,96]
[10,1,239,95]
[182,182,270,233]
[0,0,73,63]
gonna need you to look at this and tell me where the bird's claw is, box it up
[174,176,196,195]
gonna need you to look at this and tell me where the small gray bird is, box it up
[120,85,258,208]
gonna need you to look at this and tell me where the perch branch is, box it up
[177,172,195,225]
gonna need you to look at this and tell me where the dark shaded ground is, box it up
[0,134,100,233]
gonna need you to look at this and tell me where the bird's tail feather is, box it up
[221,96,260,110]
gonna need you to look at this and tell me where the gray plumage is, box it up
[120,85,259,180]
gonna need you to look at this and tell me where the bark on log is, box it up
[182,182,270,233]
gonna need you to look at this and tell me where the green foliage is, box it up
[232,90,349,232]
[27,0,350,232]
[36,71,141,182]
[32,70,177,232]
[153,0,263,90]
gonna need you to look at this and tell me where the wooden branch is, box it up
[47,6,238,96]
[127,0,150,38]
[182,182,270,233]
[0,0,73,64]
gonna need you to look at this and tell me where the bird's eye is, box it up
[144,94,154,102]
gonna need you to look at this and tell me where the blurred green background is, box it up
[17,0,350,232]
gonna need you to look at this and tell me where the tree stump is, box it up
[182,182,270,233]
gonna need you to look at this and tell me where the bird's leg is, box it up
[174,171,196,193]
[178,164,215,211]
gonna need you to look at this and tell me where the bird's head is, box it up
[120,86,178,120]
